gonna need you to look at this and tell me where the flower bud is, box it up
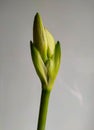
[30,41,47,85]
[33,13,47,62]
[45,41,61,91]
[45,28,55,58]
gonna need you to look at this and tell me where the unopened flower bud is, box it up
[33,13,47,62]
[45,28,55,58]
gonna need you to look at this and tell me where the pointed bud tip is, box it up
[35,12,40,17]
[57,41,60,44]
[34,12,41,22]
[30,40,32,44]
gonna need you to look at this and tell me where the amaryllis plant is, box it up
[30,13,61,130]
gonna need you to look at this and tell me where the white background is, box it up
[0,0,94,130]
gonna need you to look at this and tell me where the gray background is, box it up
[0,0,94,130]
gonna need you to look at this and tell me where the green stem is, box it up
[37,86,51,130]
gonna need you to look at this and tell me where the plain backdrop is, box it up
[0,0,94,130]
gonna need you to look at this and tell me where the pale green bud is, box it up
[30,41,47,85]
[45,28,55,58]
[33,13,47,62]
[53,41,61,80]
[45,41,61,91]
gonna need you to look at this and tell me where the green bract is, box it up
[30,13,61,91]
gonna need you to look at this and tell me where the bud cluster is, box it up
[30,13,61,91]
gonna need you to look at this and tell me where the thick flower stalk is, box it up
[30,13,61,130]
